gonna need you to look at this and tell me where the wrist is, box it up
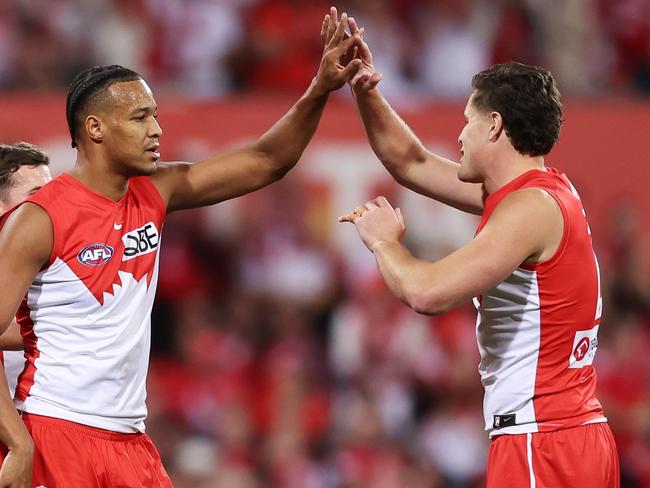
[371,239,399,254]
[310,76,331,100]
[8,435,34,455]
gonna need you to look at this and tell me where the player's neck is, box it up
[70,152,130,202]
[483,153,546,195]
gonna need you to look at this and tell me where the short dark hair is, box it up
[66,65,142,148]
[0,142,50,202]
[471,62,563,157]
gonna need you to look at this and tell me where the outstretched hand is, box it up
[320,6,382,93]
[339,196,405,252]
[314,10,364,94]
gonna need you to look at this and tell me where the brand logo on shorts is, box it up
[493,413,516,429]
[569,325,599,369]
[121,221,160,262]
[77,243,114,266]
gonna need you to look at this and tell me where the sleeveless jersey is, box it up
[474,167,605,436]
[8,174,166,433]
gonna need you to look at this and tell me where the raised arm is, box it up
[152,13,362,212]
[353,88,484,214]
[0,203,53,487]
[323,12,484,215]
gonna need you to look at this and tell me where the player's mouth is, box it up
[145,144,160,160]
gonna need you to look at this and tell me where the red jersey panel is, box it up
[474,167,605,436]
[5,174,166,433]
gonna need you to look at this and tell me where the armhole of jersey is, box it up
[520,187,570,272]
[22,200,58,269]
[138,177,168,220]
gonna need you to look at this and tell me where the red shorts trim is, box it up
[487,423,619,488]
[21,413,173,488]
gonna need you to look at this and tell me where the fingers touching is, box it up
[338,196,402,224]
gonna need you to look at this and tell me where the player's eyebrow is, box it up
[131,105,157,115]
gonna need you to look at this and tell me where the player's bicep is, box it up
[0,204,53,333]
[423,190,558,312]
[152,148,276,212]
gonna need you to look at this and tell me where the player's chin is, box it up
[132,159,158,176]
[457,169,480,184]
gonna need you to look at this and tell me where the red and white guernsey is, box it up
[475,167,606,437]
[10,173,165,433]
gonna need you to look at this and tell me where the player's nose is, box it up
[150,118,163,137]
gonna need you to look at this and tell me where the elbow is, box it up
[406,289,454,316]
[250,140,301,179]
[377,145,425,183]
[270,161,294,181]
[0,319,11,337]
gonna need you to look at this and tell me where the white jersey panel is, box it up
[16,254,159,433]
[476,267,541,436]
[4,351,24,398]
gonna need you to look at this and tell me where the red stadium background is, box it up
[1,94,647,236]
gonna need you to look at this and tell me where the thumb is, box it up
[341,59,362,81]
[366,72,383,90]
[395,207,405,230]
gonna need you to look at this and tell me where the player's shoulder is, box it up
[488,187,562,232]
[27,173,73,206]
[0,201,52,240]
[497,186,559,212]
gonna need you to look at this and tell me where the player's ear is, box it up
[86,115,103,144]
[488,112,503,142]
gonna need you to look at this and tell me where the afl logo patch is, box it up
[77,243,114,266]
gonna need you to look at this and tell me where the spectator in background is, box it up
[415,0,492,98]
[230,0,330,92]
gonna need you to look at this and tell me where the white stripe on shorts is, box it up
[526,433,536,488]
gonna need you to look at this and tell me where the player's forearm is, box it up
[353,89,484,215]
[251,78,330,178]
[352,88,428,181]
[372,240,451,315]
[0,321,24,351]
[0,369,33,454]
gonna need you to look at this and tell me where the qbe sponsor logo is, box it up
[122,221,160,262]
[569,324,599,369]
[77,243,114,266]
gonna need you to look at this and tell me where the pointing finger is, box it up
[338,212,357,223]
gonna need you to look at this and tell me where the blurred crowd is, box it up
[0,0,649,99]
[138,173,650,488]
[2,0,650,487]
